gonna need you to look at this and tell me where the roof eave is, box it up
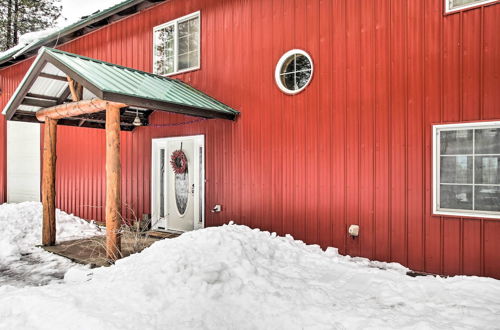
[103,91,239,121]
[0,0,168,68]
[3,50,47,119]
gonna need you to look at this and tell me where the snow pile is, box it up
[0,202,101,286]
[0,223,499,329]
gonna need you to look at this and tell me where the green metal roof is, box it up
[0,0,166,68]
[3,47,239,126]
[47,48,238,118]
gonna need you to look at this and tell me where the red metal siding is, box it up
[0,0,499,278]
[0,60,34,203]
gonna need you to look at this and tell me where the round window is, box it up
[275,49,313,94]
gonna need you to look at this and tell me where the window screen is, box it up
[153,12,200,75]
[435,123,500,218]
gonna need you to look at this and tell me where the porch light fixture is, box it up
[133,109,142,126]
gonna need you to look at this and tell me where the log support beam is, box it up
[42,118,57,246]
[36,99,126,122]
[36,98,126,259]
[105,103,122,260]
[66,76,83,102]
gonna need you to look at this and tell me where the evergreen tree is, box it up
[0,0,62,52]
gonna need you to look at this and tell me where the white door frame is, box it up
[151,134,205,232]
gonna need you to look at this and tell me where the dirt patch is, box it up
[42,231,179,267]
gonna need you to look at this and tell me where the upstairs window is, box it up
[275,49,313,95]
[433,122,500,219]
[445,0,498,13]
[153,11,200,76]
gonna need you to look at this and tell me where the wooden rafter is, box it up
[39,72,67,81]
[26,93,60,101]
[57,87,72,104]
[22,97,57,108]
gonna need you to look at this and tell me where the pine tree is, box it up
[0,0,62,52]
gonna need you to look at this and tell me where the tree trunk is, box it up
[105,104,122,260]
[6,0,12,48]
[42,118,57,246]
[12,0,19,45]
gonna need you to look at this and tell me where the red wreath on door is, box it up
[170,150,188,174]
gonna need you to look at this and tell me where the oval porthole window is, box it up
[275,49,313,95]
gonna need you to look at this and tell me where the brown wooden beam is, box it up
[57,87,72,104]
[39,72,67,81]
[26,93,60,101]
[105,103,122,260]
[76,84,83,101]
[42,118,57,246]
[22,97,57,108]
[67,76,81,102]
[67,76,85,124]
[35,99,126,122]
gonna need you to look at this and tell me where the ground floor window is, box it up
[433,121,500,219]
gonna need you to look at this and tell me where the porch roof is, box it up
[3,47,239,131]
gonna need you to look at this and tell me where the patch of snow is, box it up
[0,220,499,329]
[0,1,140,60]
[0,202,101,287]
[17,29,60,46]
[0,28,59,60]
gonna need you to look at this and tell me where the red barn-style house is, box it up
[0,0,499,276]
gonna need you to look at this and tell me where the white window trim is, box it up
[275,49,314,95]
[445,0,498,13]
[433,121,500,219]
[153,11,201,76]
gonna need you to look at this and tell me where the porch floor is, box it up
[41,231,180,268]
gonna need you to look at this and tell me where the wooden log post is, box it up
[42,118,57,246]
[105,103,122,260]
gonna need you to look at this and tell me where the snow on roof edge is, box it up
[0,0,151,67]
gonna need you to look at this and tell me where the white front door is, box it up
[151,135,204,232]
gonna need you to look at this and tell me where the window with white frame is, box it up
[445,0,498,13]
[153,11,200,76]
[275,49,313,95]
[433,122,500,219]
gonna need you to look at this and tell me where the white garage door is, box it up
[7,121,41,203]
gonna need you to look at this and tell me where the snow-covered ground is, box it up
[0,202,101,287]
[0,203,499,329]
